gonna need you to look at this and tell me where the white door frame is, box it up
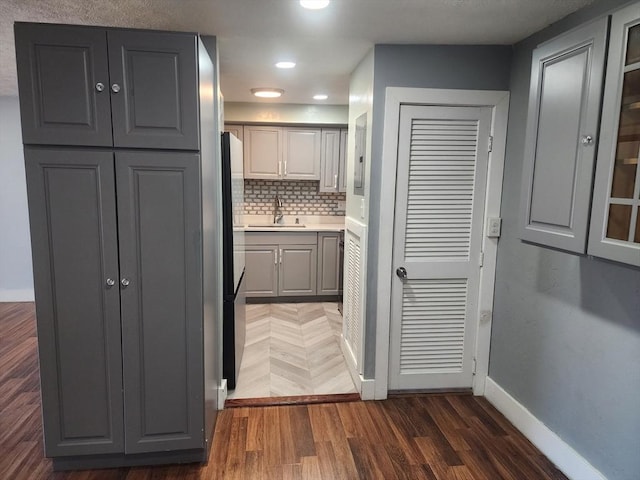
[374,87,510,399]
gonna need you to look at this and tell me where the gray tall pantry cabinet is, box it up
[15,23,220,470]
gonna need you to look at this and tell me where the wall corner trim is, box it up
[0,289,35,302]
[484,377,607,480]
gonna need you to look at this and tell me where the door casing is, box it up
[372,88,510,399]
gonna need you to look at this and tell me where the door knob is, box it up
[111,83,121,93]
[121,278,130,287]
[396,267,407,279]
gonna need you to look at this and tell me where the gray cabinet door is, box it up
[279,244,317,296]
[115,151,203,453]
[108,31,199,150]
[24,148,124,456]
[244,126,282,179]
[320,129,341,192]
[317,233,342,295]
[339,128,348,192]
[14,24,113,147]
[283,128,321,180]
[244,245,279,297]
[520,18,608,253]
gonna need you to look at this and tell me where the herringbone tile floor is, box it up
[228,302,357,399]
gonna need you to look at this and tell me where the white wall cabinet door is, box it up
[244,126,281,179]
[339,128,348,192]
[588,2,640,267]
[520,18,608,253]
[282,128,321,180]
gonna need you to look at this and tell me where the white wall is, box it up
[223,102,348,125]
[0,96,33,301]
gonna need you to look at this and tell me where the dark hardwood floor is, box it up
[0,302,567,479]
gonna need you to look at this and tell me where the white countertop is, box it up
[242,215,345,232]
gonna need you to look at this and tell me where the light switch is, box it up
[487,217,502,237]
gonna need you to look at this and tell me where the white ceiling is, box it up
[0,0,595,105]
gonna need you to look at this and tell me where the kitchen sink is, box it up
[247,224,306,228]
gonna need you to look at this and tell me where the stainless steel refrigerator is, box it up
[221,132,246,389]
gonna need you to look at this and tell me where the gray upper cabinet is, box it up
[320,129,341,192]
[339,128,348,192]
[588,3,640,267]
[15,24,113,147]
[244,125,282,179]
[520,18,608,253]
[116,151,203,453]
[24,148,124,457]
[108,31,199,150]
[282,128,321,180]
[15,23,199,150]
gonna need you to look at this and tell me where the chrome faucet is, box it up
[274,194,283,224]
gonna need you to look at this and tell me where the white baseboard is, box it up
[0,289,34,302]
[484,377,606,480]
[217,379,227,410]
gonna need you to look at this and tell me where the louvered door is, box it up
[388,105,492,390]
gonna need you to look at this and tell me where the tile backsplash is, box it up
[244,179,346,216]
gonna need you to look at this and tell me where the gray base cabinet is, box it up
[317,233,343,295]
[245,232,342,299]
[25,148,204,456]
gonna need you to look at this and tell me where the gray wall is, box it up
[364,45,512,377]
[490,1,640,479]
[0,96,33,301]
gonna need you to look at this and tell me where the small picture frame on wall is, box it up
[353,113,366,196]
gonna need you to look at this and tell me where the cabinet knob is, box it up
[106,278,115,287]
[121,278,130,287]
[111,83,121,93]
[396,267,408,279]
[95,82,105,92]
[581,135,594,145]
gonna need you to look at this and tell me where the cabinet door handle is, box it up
[121,278,130,287]
[278,161,282,177]
[111,83,121,93]
[279,249,282,265]
[274,250,277,265]
[284,161,287,176]
[581,134,594,145]
[334,174,338,189]
[106,278,115,287]
[95,82,105,92]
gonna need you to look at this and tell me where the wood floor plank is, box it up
[1,302,569,480]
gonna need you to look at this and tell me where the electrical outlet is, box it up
[487,217,502,237]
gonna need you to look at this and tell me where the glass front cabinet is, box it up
[589,2,640,266]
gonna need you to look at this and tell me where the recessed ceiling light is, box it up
[313,94,328,100]
[300,0,330,10]
[275,61,296,69]
[251,88,284,98]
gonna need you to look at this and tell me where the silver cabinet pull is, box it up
[274,250,277,265]
[581,135,594,145]
[278,161,282,177]
[284,161,287,176]
[111,83,121,93]
[121,278,130,287]
[396,267,407,279]
[95,82,105,92]
[334,174,338,189]
[279,249,282,265]
[106,278,115,287]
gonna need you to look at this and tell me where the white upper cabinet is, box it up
[588,2,640,267]
[520,18,608,253]
[320,129,341,192]
[282,128,321,180]
[339,128,348,192]
[244,125,282,179]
